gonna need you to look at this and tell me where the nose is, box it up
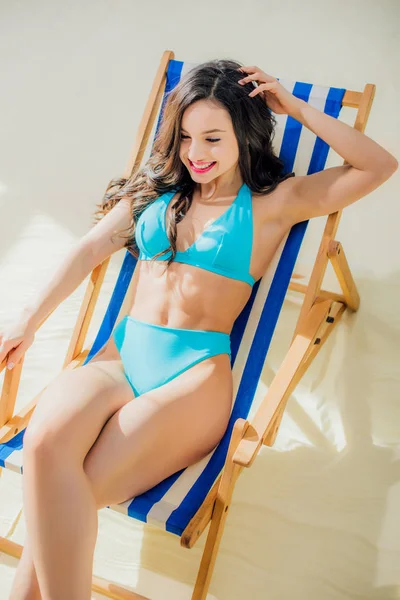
[186,140,210,162]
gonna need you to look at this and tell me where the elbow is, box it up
[390,157,399,173]
[381,156,399,178]
[370,157,399,184]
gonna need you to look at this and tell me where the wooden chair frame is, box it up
[0,49,375,600]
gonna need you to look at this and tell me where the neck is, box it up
[196,168,243,202]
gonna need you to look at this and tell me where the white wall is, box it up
[0,1,399,598]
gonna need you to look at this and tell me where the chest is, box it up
[168,191,289,273]
[136,186,289,285]
[167,193,240,253]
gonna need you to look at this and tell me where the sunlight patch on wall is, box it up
[0,212,78,317]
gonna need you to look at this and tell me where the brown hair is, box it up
[93,58,295,267]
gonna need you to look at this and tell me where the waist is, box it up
[123,314,232,342]
[127,308,232,335]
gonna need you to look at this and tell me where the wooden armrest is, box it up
[0,306,53,374]
[0,302,65,428]
[232,300,333,468]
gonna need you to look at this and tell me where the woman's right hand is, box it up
[0,315,36,370]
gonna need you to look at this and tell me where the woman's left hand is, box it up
[237,66,303,116]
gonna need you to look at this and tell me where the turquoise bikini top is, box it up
[135,181,255,287]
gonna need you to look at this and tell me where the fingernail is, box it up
[7,362,14,370]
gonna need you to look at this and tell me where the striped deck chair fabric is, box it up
[0,59,346,538]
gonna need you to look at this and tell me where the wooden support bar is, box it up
[289,281,346,304]
[342,89,363,108]
[327,240,360,311]
[122,50,174,179]
[292,233,335,343]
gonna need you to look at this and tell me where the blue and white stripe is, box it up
[0,59,345,536]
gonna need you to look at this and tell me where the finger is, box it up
[0,341,11,364]
[238,71,262,85]
[237,65,258,74]
[248,82,276,97]
[6,343,25,370]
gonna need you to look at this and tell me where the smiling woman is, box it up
[3,53,398,600]
[92,58,295,269]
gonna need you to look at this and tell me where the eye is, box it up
[180,135,220,143]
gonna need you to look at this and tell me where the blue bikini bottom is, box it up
[112,315,232,396]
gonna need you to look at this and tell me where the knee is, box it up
[23,423,59,461]
[23,391,73,460]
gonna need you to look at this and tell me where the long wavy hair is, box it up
[93,58,295,266]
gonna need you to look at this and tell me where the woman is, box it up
[1,59,397,599]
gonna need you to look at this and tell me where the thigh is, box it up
[83,353,233,509]
[24,340,135,465]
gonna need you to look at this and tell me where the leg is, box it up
[12,318,232,599]
[22,446,98,600]
[83,350,232,512]
[9,534,41,600]
[11,341,133,600]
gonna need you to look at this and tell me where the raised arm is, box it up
[279,99,398,225]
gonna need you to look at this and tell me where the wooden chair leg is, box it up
[191,419,248,600]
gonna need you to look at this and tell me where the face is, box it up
[179,99,240,182]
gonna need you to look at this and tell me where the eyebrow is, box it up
[180,128,226,134]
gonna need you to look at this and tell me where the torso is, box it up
[124,178,293,335]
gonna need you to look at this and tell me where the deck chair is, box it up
[0,49,373,599]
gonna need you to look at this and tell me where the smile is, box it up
[189,160,216,173]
